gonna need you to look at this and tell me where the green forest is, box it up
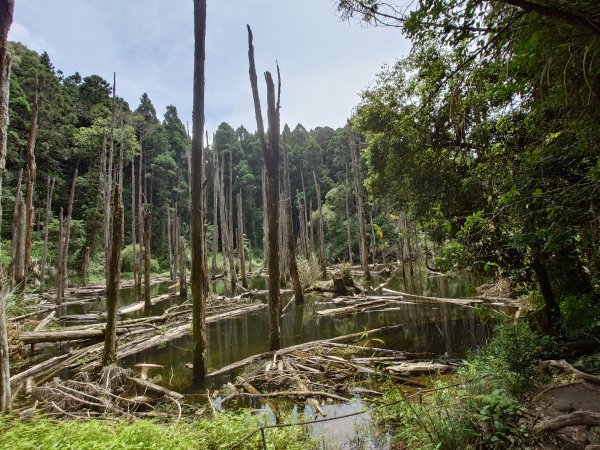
[1,1,600,449]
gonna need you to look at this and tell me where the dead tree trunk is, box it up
[61,168,78,293]
[56,208,64,306]
[218,157,228,275]
[301,170,309,258]
[284,138,304,303]
[211,149,219,277]
[279,189,288,286]
[24,79,38,276]
[179,236,187,298]
[131,152,137,290]
[14,196,26,297]
[369,207,377,267]
[82,246,90,286]
[350,130,371,280]
[9,168,22,286]
[104,73,116,284]
[167,205,175,282]
[172,202,179,284]
[227,147,236,294]
[0,0,15,412]
[143,210,151,308]
[40,176,55,289]
[261,166,269,267]
[191,0,208,381]
[345,164,353,266]
[308,198,314,258]
[313,171,326,279]
[248,25,281,350]
[102,185,123,366]
[237,191,248,288]
[137,148,144,293]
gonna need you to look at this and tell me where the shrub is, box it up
[559,294,600,339]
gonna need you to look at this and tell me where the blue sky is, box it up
[9,0,410,133]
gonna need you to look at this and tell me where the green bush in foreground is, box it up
[0,411,311,450]
[376,322,554,450]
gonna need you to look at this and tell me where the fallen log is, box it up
[33,311,56,332]
[19,328,130,344]
[386,362,452,375]
[118,292,178,315]
[380,288,483,305]
[227,390,350,403]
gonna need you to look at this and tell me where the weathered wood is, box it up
[20,328,129,344]
[283,136,304,303]
[248,26,281,351]
[13,196,26,296]
[207,323,406,377]
[540,359,600,385]
[33,311,56,332]
[81,246,90,287]
[102,183,124,366]
[179,236,187,298]
[143,210,151,308]
[380,288,483,305]
[118,292,178,315]
[345,164,353,266]
[349,129,370,280]
[0,1,14,411]
[104,73,117,283]
[128,376,184,400]
[386,362,452,375]
[24,79,38,276]
[191,0,208,382]
[237,191,248,289]
[61,168,78,291]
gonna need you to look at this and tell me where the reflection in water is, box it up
[121,265,501,393]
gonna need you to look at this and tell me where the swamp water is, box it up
[61,265,508,449]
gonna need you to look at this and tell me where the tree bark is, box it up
[313,171,326,279]
[56,208,64,306]
[227,146,236,294]
[40,176,55,289]
[61,168,78,293]
[24,79,38,276]
[211,149,219,277]
[237,191,248,288]
[191,0,208,381]
[102,185,124,366]
[179,236,187,298]
[143,210,151,308]
[284,137,304,303]
[104,73,116,284]
[0,0,14,412]
[131,150,137,290]
[13,196,26,297]
[218,156,228,275]
[532,256,562,336]
[301,171,309,259]
[82,246,90,286]
[345,164,353,266]
[247,25,281,350]
[261,166,269,266]
[350,130,371,280]
[167,205,175,282]
[137,149,144,293]
[9,168,22,286]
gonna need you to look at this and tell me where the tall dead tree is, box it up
[227,147,236,293]
[143,210,151,308]
[345,164,353,266]
[191,0,208,381]
[211,149,219,276]
[104,73,117,283]
[179,236,187,298]
[136,148,144,293]
[61,168,78,293]
[102,184,124,366]
[82,246,90,286]
[218,157,228,275]
[283,137,304,303]
[350,129,371,279]
[236,191,248,288]
[56,208,64,306]
[9,168,22,285]
[0,0,15,412]
[261,166,268,266]
[40,176,55,288]
[248,25,281,350]
[24,78,38,275]
[13,197,25,296]
[313,171,326,278]
[131,150,137,290]
[308,198,314,257]
[167,205,175,282]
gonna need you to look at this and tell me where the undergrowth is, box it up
[0,410,312,450]
[376,322,556,449]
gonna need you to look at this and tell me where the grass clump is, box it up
[376,322,555,449]
[0,410,312,450]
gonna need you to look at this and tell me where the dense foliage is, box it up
[338,0,600,333]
